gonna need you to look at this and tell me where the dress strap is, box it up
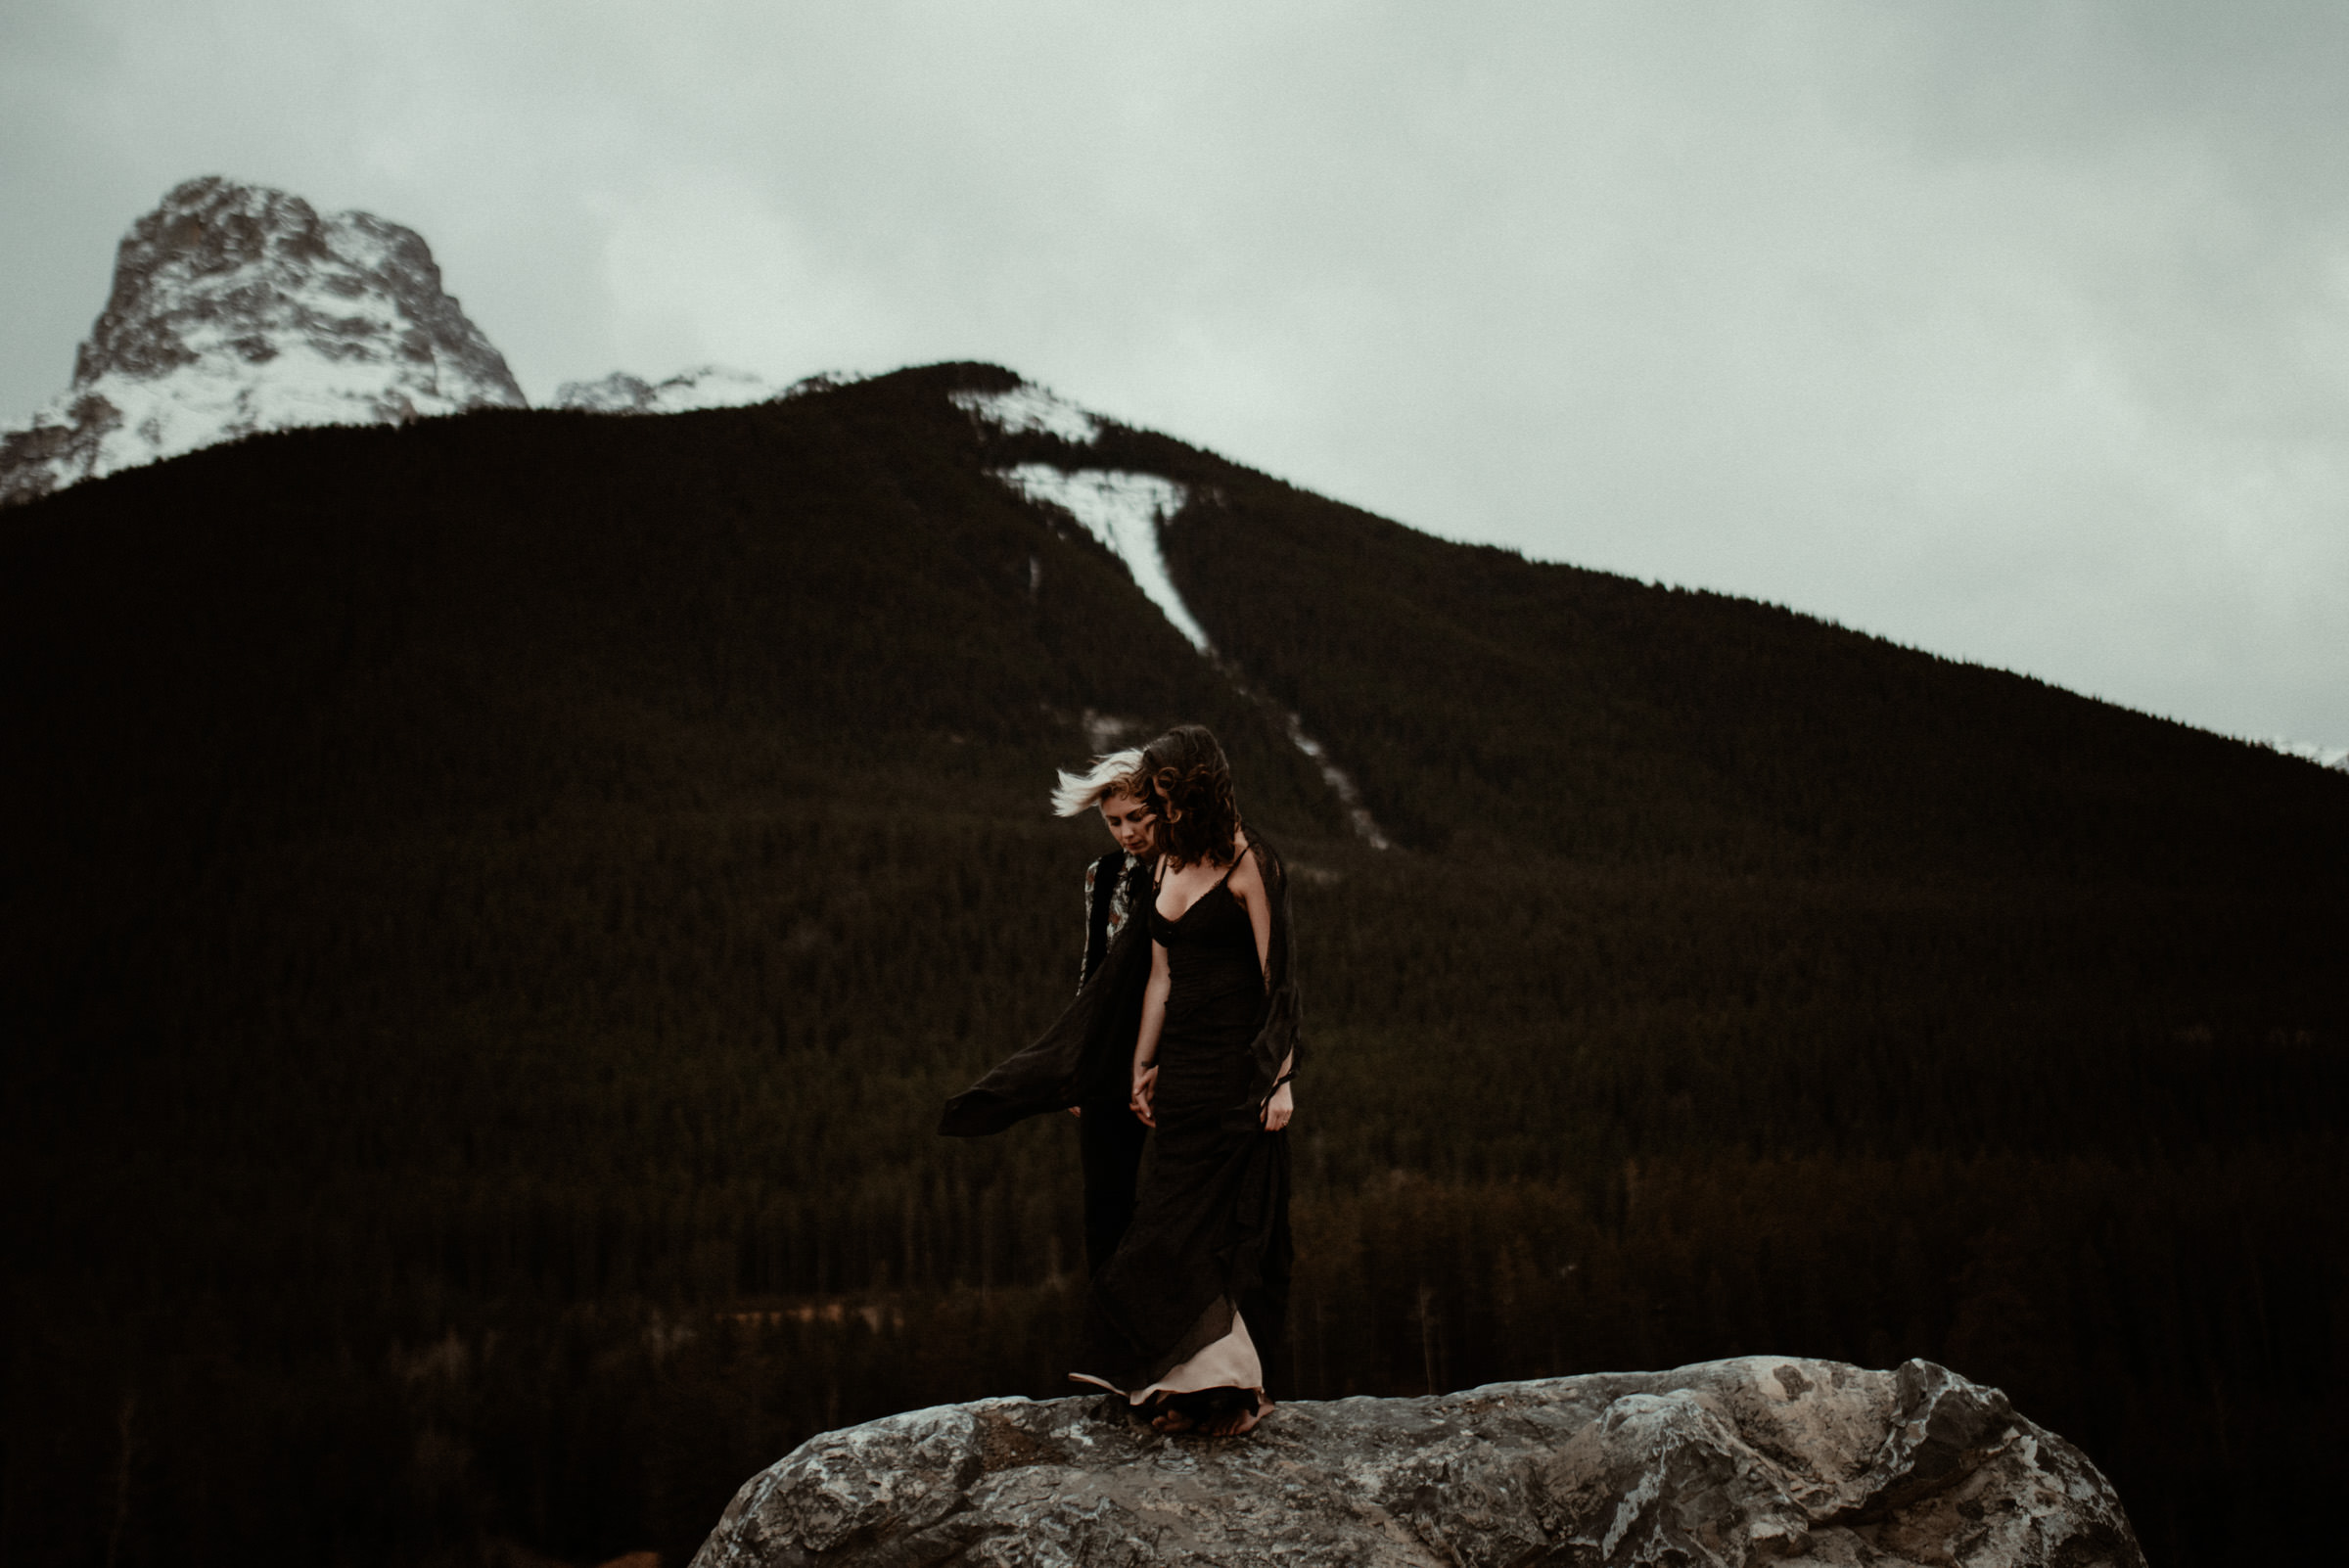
[1217,838,1252,887]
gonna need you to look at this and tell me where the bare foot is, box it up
[1202,1399,1272,1438]
[1147,1405,1196,1434]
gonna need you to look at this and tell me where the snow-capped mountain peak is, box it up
[555,365,778,415]
[0,176,525,508]
[552,366,876,415]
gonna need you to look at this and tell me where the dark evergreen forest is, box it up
[2,363,2342,1567]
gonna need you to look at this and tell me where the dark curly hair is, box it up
[1139,724,1242,868]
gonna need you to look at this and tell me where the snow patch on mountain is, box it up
[554,365,778,414]
[992,465,1207,651]
[992,461,1394,849]
[0,176,524,508]
[554,366,872,415]
[953,383,1101,445]
[784,370,873,399]
[1285,715,1395,850]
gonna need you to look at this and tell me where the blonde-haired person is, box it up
[1050,749,1161,1273]
[1050,749,1155,988]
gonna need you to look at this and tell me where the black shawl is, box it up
[940,834,1301,1136]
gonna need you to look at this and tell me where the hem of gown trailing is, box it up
[1070,1310,1265,1407]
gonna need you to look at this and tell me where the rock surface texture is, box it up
[0,175,525,507]
[690,1358,2143,1568]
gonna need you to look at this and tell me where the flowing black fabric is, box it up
[938,835,1300,1136]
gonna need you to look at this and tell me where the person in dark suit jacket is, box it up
[1051,748,1159,1274]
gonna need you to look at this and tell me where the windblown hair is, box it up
[1050,748,1148,818]
[1140,724,1242,867]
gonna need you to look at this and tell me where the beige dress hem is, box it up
[1070,1310,1265,1407]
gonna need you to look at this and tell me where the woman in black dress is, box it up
[942,724,1298,1437]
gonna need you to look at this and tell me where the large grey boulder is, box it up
[690,1357,2142,1568]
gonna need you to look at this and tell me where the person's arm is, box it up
[1228,841,1272,982]
[1130,939,1171,1128]
[1227,844,1294,1130]
[1262,1047,1295,1130]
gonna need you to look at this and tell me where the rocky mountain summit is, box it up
[0,176,525,507]
[0,172,874,507]
[691,1357,2142,1568]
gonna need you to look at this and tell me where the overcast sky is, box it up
[4,1,2345,750]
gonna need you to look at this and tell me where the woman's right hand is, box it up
[1130,1062,1159,1129]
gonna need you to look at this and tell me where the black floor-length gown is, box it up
[1073,853,1291,1402]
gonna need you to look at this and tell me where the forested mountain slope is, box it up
[2,362,2340,1568]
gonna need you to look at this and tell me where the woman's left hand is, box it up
[1261,1082,1294,1131]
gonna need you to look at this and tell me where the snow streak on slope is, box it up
[993,464,1207,650]
[953,384,1101,444]
[992,461,1393,849]
[1285,715,1395,850]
